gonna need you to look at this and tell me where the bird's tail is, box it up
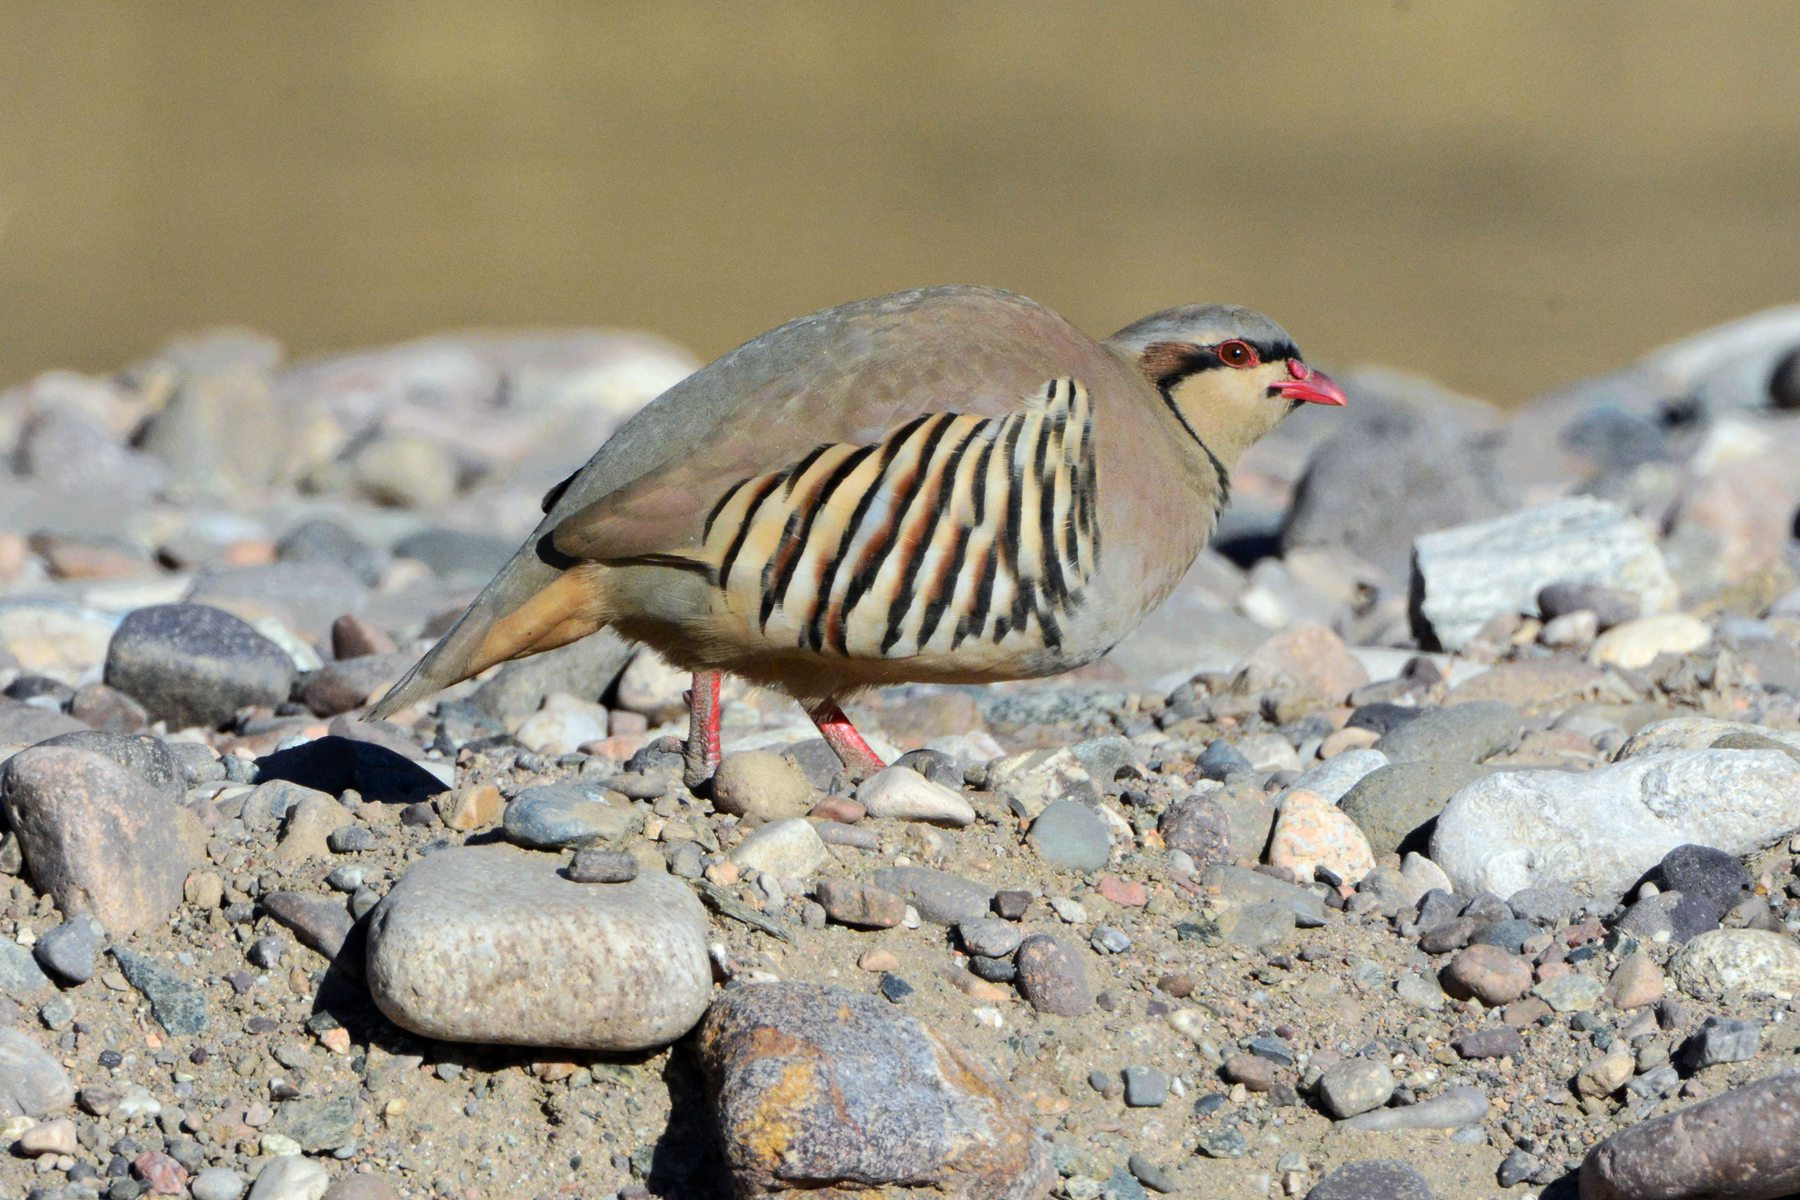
[365,542,609,722]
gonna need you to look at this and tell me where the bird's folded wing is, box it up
[542,288,1127,565]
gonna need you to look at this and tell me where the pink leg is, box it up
[805,698,886,781]
[683,669,723,790]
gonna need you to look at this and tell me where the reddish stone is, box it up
[134,1151,189,1195]
[1095,876,1148,907]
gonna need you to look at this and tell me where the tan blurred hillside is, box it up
[1,1,1796,404]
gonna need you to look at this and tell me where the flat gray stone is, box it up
[1410,497,1677,651]
[502,781,640,850]
[872,866,993,926]
[1028,800,1110,871]
[1374,701,1520,764]
[366,845,710,1051]
[1431,750,1800,904]
[0,1027,74,1118]
[111,946,208,1036]
[1340,762,1488,859]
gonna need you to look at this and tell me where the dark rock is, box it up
[1158,793,1232,867]
[1196,739,1254,782]
[271,1094,357,1151]
[261,892,354,959]
[392,528,515,581]
[871,867,993,926]
[1013,934,1092,1016]
[1305,1159,1434,1200]
[103,604,295,729]
[1678,1016,1763,1073]
[1581,1071,1800,1199]
[33,917,101,986]
[276,519,384,587]
[1538,581,1641,629]
[471,631,634,724]
[1657,844,1753,923]
[109,948,207,1036]
[299,654,411,717]
[1470,918,1537,954]
[1122,1065,1168,1107]
[698,983,1052,1199]
[1454,1027,1523,1060]
[566,849,638,884]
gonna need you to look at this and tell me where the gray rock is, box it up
[272,1093,357,1151]
[1305,1160,1435,1200]
[1201,864,1328,927]
[1538,581,1640,629]
[1658,843,1753,922]
[1014,934,1092,1016]
[33,730,184,804]
[0,1027,75,1118]
[1283,396,1510,580]
[502,782,640,850]
[300,654,411,716]
[1028,800,1110,871]
[0,745,201,936]
[246,1155,331,1200]
[1317,1058,1395,1119]
[190,1167,247,1200]
[1340,762,1488,858]
[0,700,86,745]
[958,917,1021,959]
[186,560,365,643]
[1680,1016,1763,1071]
[236,779,328,833]
[1288,749,1389,805]
[470,631,634,724]
[392,528,515,582]
[110,946,208,1035]
[1431,750,1800,904]
[566,849,638,884]
[857,766,974,826]
[262,892,355,959]
[699,983,1052,1199]
[1671,929,1800,1000]
[1336,1085,1488,1131]
[103,604,296,729]
[1409,497,1677,651]
[1373,701,1520,764]
[275,518,384,588]
[1581,1070,1800,1200]
[0,938,51,997]
[1122,1065,1168,1107]
[366,845,710,1050]
[32,916,100,985]
[872,866,993,926]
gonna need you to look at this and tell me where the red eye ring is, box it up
[1216,339,1259,369]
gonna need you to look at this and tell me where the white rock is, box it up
[1399,852,1454,904]
[514,694,611,756]
[1289,749,1389,805]
[1590,614,1711,669]
[857,768,975,827]
[1613,716,1800,760]
[1431,749,1800,904]
[0,600,118,684]
[1540,609,1599,648]
[614,648,691,722]
[366,845,711,1051]
[246,1155,330,1200]
[1411,497,1676,651]
[729,818,829,879]
[1670,929,1800,1000]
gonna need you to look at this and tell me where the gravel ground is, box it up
[1,313,1799,1200]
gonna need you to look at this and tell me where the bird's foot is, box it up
[683,669,723,791]
[805,698,886,782]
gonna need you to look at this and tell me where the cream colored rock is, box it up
[366,845,711,1051]
[729,818,829,879]
[1590,614,1711,669]
[1670,928,1800,1000]
[514,694,611,756]
[857,767,975,827]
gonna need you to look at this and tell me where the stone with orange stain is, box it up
[699,983,1052,1199]
[1266,788,1375,886]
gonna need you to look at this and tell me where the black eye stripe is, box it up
[1153,338,1299,390]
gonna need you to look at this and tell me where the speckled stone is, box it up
[699,983,1053,1200]
[1581,1071,1800,1200]
[1013,933,1092,1016]
[103,602,296,729]
[1305,1160,1434,1200]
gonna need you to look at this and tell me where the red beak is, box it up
[1272,360,1348,407]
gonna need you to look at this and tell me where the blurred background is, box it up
[1,1,1797,404]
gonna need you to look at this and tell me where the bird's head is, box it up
[1106,304,1346,473]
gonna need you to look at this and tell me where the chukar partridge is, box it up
[370,286,1345,784]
